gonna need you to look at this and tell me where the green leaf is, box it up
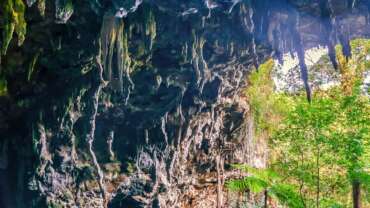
[226,176,268,193]
[269,184,305,208]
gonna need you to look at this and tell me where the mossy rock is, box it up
[1,0,27,55]
[76,163,95,183]
[104,161,121,173]
[0,75,8,96]
[124,161,136,175]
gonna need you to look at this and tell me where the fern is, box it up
[227,164,304,207]
[269,184,305,208]
[230,164,280,182]
[226,176,267,193]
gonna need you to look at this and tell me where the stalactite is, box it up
[327,0,353,62]
[144,9,156,50]
[321,0,339,70]
[338,33,352,59]
[101,15,119,83]
[191,30,209,93]
[292,12,312,102]
[145,129,149,144]
[297,53,312,102]
[116,19,135,104]
[37,0,45,17]
[101,14,134,104]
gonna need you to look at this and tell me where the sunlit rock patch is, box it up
[272,46,340,93]
[272,39,370,95]
[362,71,370,96]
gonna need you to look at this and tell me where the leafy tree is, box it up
[272,95,339,207]
[271,86,369,208]
[329,83,370,208]
[237,39,370,207]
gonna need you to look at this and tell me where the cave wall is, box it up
[0,0,370,207]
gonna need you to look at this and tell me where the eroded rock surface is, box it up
[0,0,370,207]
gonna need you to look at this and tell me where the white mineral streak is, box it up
[191,32,210,93]
[182,8,198,16]
[26,0,37,7]
[228,0,242,14]
[114,0,142,18]
[204,0,218,18]
[130,0,143,13]
[86,56,108,207]
[107,131,115,160]
[161,113,169,144]
[145,129,149,144]
[115,8,128,18]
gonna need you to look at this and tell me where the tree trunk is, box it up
[264,190,268,208]
[316,144,320,208]
[216,155,224,208]
[352,180,361,208]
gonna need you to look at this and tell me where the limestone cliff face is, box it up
[0,1,369,207]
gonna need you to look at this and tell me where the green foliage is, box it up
[231,164,280,182]
[270,184,304,208]
[226,165,304,207]
[226,176,268,193]
[272,84,369,207]
[226,164,304,208]
[272,91,365,206]
[247,40,370,207]
[333,83,370,184]
[245,59,293,137]
[319,199,345,208]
